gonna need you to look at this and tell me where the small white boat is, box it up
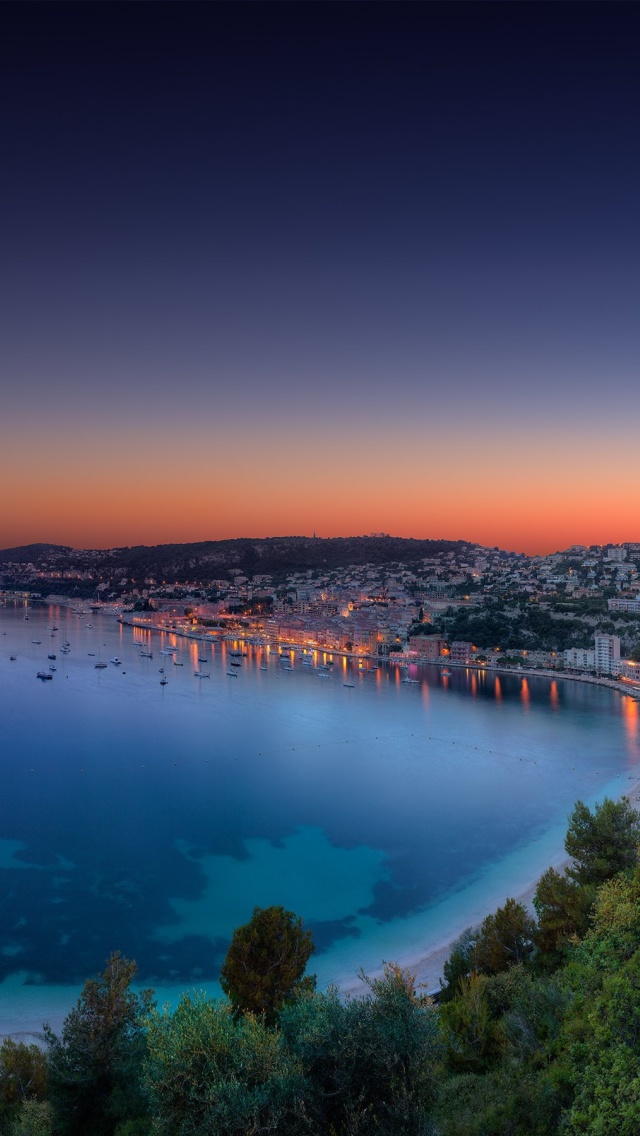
[139,651,153,658]
[343,682,355,688]
[110,657,122,666]
[227,670,238,677]
[173,661,184,667]
[194,671,210,678]
[160,677,168,686]
[94,662,108,669]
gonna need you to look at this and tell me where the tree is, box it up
[144,993,309,1136]
[565,797,640,888]
[280,963,440,1135]
[0,1039,47,1131]
[533,866,591,960]
[440,927,476,1000]
[439,972,506,1074]
[220,906,315,1021]
[43,952,153,1136]
[471,898,536,975]
[12,1100,54,1136]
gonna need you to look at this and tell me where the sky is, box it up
[1,2,639,555]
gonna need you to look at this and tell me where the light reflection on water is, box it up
[0,604,638,1027]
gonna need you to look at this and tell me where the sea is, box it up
[1,603,639,1034]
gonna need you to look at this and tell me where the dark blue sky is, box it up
[1,3,639,551]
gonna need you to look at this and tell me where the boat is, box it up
[49,664,56,672]
[442,669,452,677]
[32,639,42,645]
[48,653,56,660]
[227,670,238,677]
[317,672,329,679]
[10,655,16,661]
[229,651,242,658]
[160,677,168,685]
[139,651,153,658]
[94,662,108,669]
[110,657,122,665]
[198,656,208,663]
[230,661,242,667]
[194,671,210,678]
[36,671,53,681]
[343,682,355,688]
[173,661,184,667]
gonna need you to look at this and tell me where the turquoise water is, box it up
[1,605,639,1031]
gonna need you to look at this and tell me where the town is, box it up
[2,536,639,687]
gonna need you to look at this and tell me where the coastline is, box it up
[5,782,640,1041]
[118,615,640,701]
[3,609,639,1039]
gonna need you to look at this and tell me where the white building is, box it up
[594,634,621,674]
[607,547,627,562]
[608,597,640,613]
[620,660,640,685]
[564,647,595,669]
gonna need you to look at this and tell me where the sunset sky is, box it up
[1,3,639,555]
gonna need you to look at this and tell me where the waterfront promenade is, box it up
[120,615,640,701]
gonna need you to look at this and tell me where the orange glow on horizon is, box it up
[1,424,638,554]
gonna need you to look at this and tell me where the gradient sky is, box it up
[1,3,639,554]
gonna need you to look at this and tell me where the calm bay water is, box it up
[1,604,639,1031]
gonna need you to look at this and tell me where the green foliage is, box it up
[43,952,153,1136]
[0,1040,48,1132]
[0,1040,47,1106]
[280,963,440,1135]
[471,898,536,975]
[144,992,308,1136]
[563,950,640,1134]
[434,1066,563,1136]
[565,797,640,887]
[220,906,315,1022]
[443,603,586,652]
[11,1099,54,1136]
[440,927,476,1000]
[533,866,592,961]
[439,972,506,1073]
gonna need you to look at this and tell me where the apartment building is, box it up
[594,634,621,674]
[564,647,596,669]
